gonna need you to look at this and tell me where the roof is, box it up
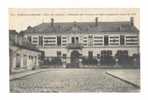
[10,42,43,53]
[9,30,18,35]
[22,21,139,34]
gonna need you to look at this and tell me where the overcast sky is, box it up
[9,8,139,32]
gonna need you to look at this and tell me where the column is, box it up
[11,53,16,72]
[20,52,24,68]
[27,55,30,69]
[36,56,39,68]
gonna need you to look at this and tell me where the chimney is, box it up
[130,17,134,26]
[51,18,54,26]
[95,17,98,26]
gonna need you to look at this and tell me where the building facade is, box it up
[9,30,43,73]
[20,17,140,68]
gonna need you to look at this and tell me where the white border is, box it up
[1,0,148,100]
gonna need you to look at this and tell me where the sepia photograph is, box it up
[9,8,140,93]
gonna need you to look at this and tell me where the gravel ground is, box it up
[10,69,139,92]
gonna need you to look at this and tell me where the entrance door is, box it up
[100,50,115,65]
[116,50,129,65]
[70,51,80,68]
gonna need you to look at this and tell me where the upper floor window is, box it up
[104,35,108,45]
[88,35,93,38]
[27,36,32,43]
[71,37,75,44]
[39,36,43,46]
[120,35,125,45]
[76,37,79,43]
[88,35,93,46]
[57,36,61,46]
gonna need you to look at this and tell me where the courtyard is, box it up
[10,68,140,92]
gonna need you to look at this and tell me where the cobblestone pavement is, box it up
[10,69,139,92]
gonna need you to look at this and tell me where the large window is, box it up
[101,50,112,56]
[76,37,79,43]
[104,35,109,45]
[120,35,125,45]
[39,36,43,46]
[27,36,32,43]
[72,37,75,44]
[88,51,93,58]
[88,35,93,46]
[57,36,61,46]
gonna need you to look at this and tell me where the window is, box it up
[104,35,108,45]
[88,35,93,38]
[97,54,100,58]
[83,40,87,42]
[27,36,31,42]
[88,51,93,58]
[88,35,93,46]
[94,36,103,39]
[94,40,103,42]
[62,40,67,42]
[76,37,79,43]
[39,36,43,46]
[120,35,125,45]
[94,43,103,45]
[44,40,55,43]
[57,51,61,57]
[126,36,137,38]
[33,37,37,39]
[44,44,55,46]
[44,37,56,39]
[33,40,37,43]
[63,54,67,59]
[101,50,112,56]
[57,36,61,46]
[72,37,75,44]
[83,37,87,39]
[126,43,138,45]
[62,37,66,39]
[117,50,128,56]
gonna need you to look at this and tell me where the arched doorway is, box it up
[70,50,80,68]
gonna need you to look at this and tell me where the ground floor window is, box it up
[63,54,67,59]
[88,51,93,58]
[57,51,61,57]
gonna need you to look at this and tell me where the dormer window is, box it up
[27,26,32,30]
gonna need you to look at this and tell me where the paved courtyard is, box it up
[10,69,140,92]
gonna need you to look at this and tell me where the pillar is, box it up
[20,52,24,68]
[11,53,16,72]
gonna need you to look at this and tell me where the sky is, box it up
[9,8,139,32]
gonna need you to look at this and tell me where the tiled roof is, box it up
[23,21,139,34]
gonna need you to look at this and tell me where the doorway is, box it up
[69,50,80,68]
